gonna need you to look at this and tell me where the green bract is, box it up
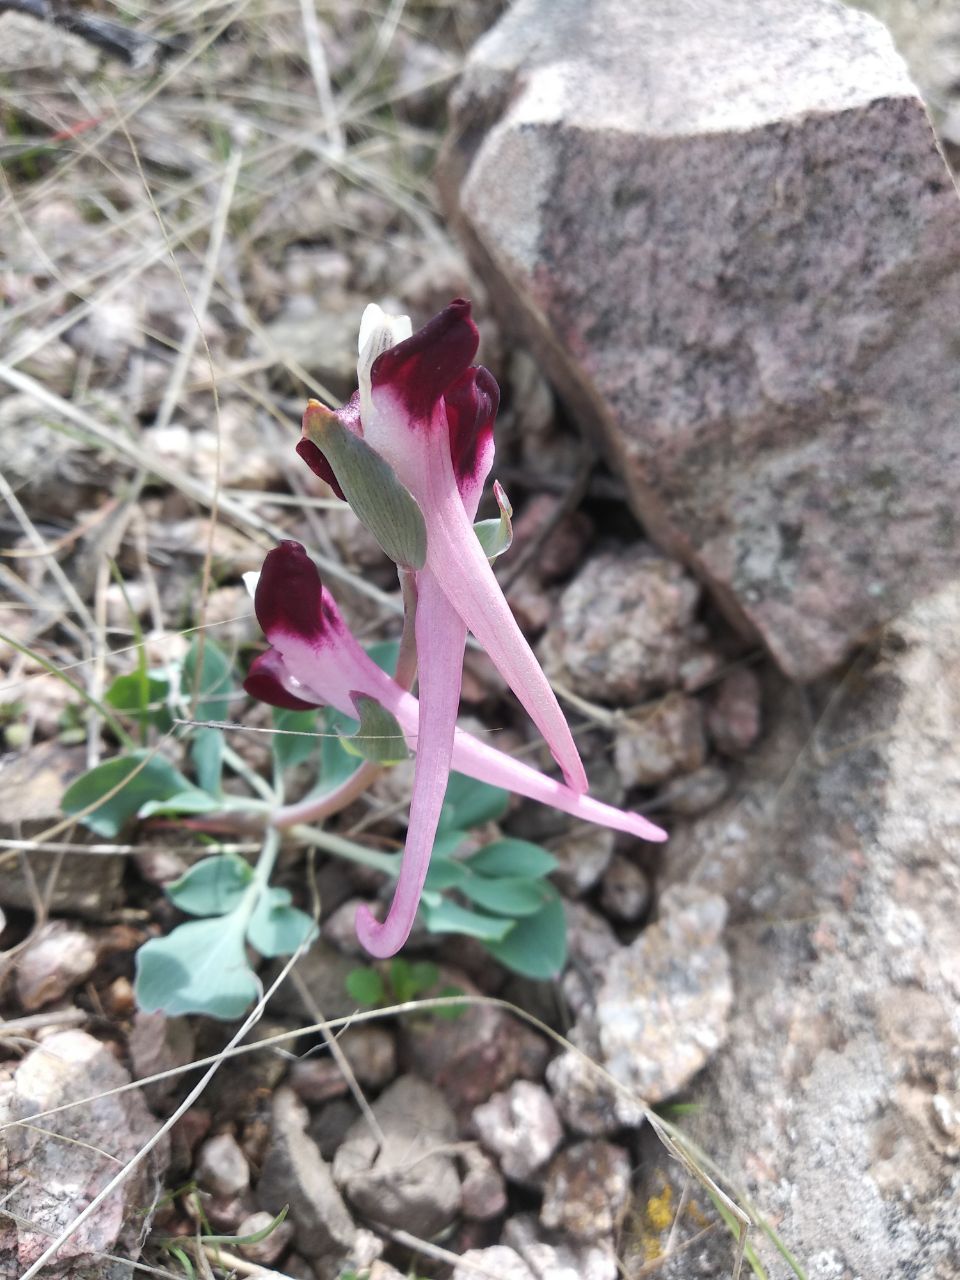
[303,401,427,570]
[340,695,410,764]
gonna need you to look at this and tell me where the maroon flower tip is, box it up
[445,364,500,487]
[296,437,345,500]
[370,299,479,422]
[244,649,321,711]
[255,541,334,646]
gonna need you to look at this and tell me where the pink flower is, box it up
[292,299,601,955]
[298,300,587,793]
[245,543,666,954]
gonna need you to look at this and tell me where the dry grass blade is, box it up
[0,362,403,615]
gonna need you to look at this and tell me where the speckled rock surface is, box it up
[472,1081,564,1186]
[661,583,960,1277]
[440,0,960,680]
[504,1212,620,1280]
[452,1244,535,1280]
[540,1140,631,1241]
[332,1076,461,1237]
[548,887,732,1132]
[541,549,701,703]
[594,886,731,1102]
[0,1030,168,1279]
[613,692,707,788]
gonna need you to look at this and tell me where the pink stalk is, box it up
[355,572,467,956]
[271,761,381,830]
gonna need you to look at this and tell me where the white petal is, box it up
[357,302,411,358]
[242,570,260,602]
[357,303,411,425]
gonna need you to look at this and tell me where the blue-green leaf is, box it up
[165,853,253,916]
[484,890,567,979]
[423,855,469,892]
[319,707,364,790]
[105,671,171,731]
[272,706,320,771]
[190,727,223,795]
[419,898,515,942]
[138,789,224,819]
[62,751,194,837]
[466,838,558,879]
[135,915,259,1018]
[438,772,510,834]
[246,887,317,958]
[183,638,233,793]
[183,637,232,721]
[457,875,553,917]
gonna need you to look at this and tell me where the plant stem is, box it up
[221,741,276,804]
[271,762,381,829]
[290,823,398,876]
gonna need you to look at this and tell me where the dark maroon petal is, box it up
[255,541,334,645]
[296,438,345,500]
[445,365,500,488]
[299,393,362,500]
[370,299,479,424]
[244,649,322,710]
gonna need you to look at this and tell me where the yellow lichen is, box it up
[646,1182,674,1233]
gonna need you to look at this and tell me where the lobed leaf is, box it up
[438,772,510,833]
[135,915,260,1019]
[247,887,317,957]
[62,751,194,837]
[466,838,558,879]
[419,897,515,942]
[165,853,253,916]
[456,874,553,917]
[483,889,567,979]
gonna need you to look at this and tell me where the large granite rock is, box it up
[656,584,960,1277]
[439,0,960,680]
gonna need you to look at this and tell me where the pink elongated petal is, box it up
[444,365,499,517]
[356,572,466,957]
[243,648,322,711]
[370,298,478,423]
[298,393,363,500]
[448,726,667,842]
[372,683,667,844]
[425,478,588,794]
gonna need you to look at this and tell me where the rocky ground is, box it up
[1,2,959,1279]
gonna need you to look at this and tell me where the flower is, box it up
[245,542,666,954]
[298,299,588,795]
[294,299,601,955]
